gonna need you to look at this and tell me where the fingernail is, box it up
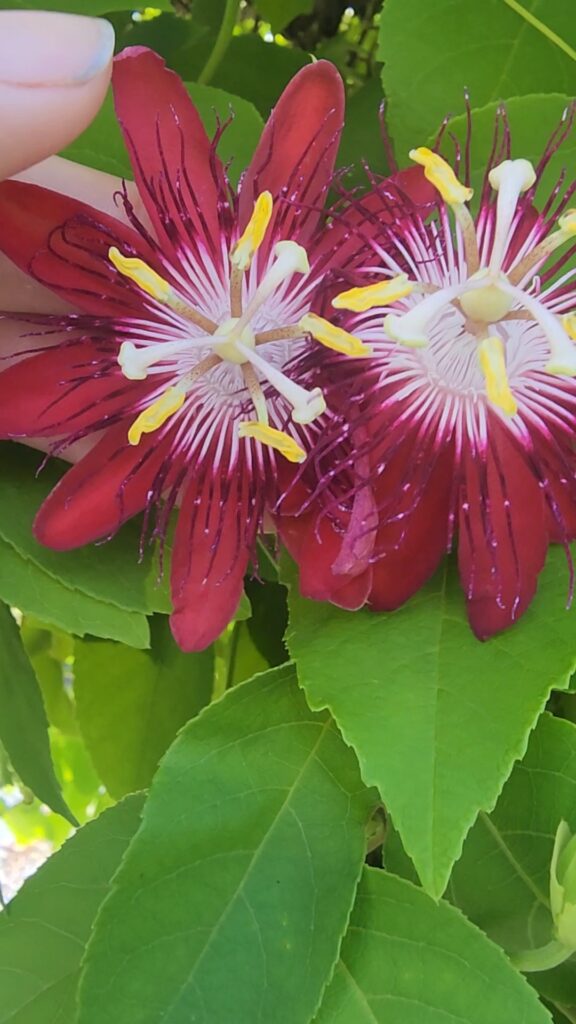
[0,11,115,87]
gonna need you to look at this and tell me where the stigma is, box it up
[109,194,365,462]
[332,149,576,417]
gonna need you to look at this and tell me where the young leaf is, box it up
[77,665,376,1024]
[315,868,552,1023]
[0,602,74,823]
[285,551,576,898]
[0,795,144,1024]
[74,617,214,798]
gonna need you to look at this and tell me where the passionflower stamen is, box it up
[477,335,518,416]
[332,274,414,312]
[127,386,186,445]
[238,421,306,463]
[299,312,372,356]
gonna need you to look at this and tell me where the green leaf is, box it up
[379,0,576,164]
[20,619,77,736]
[111,3,228,82]
[211,35,308,117]
[0,796,144,1024]
[0,0,171,10]
[435,94,576,200]
[446,713,576,1007]
[337,77,391,186]
[74,617,214,798]
[77,665,375,1024]
[285,550,576,898]
[254,0,313,32]
[245,577,289,667]
[63,81,263,185]
[0,603,74,823]
[315,868,552,1024]
[0,444,163,619]
[0,534,149,648]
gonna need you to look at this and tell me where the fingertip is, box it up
[0,12,115,180]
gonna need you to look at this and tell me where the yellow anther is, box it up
[109,247,172,302]
[409,147,473,206]
[231,191,274,271]
[128,387,185,446]
[238,421,306,463]
[332,274,414,312]
[563,313,576,341]
[299,313,372,357]
[478,336,517,417]
[558,209,576,236]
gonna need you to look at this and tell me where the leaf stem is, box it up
[197,0,240,85]
[502,0,576,63]
[511,939,574,973]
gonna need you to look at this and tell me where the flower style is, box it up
[306,109,576,638]
[0,47,368,651]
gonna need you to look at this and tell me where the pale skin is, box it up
[0,11,146,460]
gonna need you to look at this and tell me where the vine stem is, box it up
[511,939,574,973]
[502,0,576,63]
[197,0,241,85]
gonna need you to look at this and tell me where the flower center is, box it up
[333,148,576,418]
[109,193,369,462]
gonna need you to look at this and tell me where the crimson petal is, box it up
[239,60,344,250]
[368,438,454,611]
[112,48,224,269]
[458,420,549,639]
[0,181,155,317]
[0,341,147,438]
[34,423,174,550]
[170,465,259,652]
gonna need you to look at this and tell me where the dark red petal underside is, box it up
[0,180,154,317]
[113,48,223,265]
[34,423,174,550]
[458,420,549,640]
[170,465,259,652]
[368,437,454,611]
[279,509,373,612]
[0,341,146,438]
[239,60,344,250]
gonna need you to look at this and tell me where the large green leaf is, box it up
[0,796,144,1024]
[255,0,313,32]
[337,77,391,186]
[450,713,576,953]
[0,0,171,10]
[77,665,375,1024]
[74,617,213,798]
[110,3,228,83]
[446,713,576,1009]
[379,0,576,163]
[0,602,74,823]
[435,94,576,200]
[0,535,149,648]
[64,80,263,185]
[315,868,552,1023]
[0,445,163,619]
[212,34,308,116]
[285,550,576,898]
